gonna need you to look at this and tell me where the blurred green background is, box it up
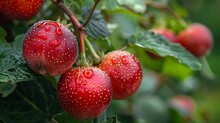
[181,0,220,122]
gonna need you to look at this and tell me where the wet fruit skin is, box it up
[23,20,78,76]
[177,23,213,57]
[57,67,112,120]
[99,50,143,100]
[0,0,44,20]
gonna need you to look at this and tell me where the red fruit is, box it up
[57,67,112,120]
[151,28,177,43]
[99,51,142,99]
[22,20,78,76]
[0,0,44,20]
[170,95,195,116]
[177,23,213,57]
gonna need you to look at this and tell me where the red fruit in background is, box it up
[177,23,213,57]
[57,67,112,120]
[99,50,143,100]
[0,0,44,20]
[23,20,78,76]
[170,95,195,116]
[151,28,177,43]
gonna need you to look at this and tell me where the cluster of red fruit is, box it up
[0,0,143,120]
[22,20,143,120]
[151,23,213,58]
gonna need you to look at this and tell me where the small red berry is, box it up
[22,20,78,76]
[170,95,195,116]
[99,51,143,100]
[57,67,112,120]
[0,0,44,20]
[177,23,213,57]
[151,28,177,43]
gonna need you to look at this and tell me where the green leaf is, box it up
[0,82,17,97]
[82,7,110,38]
[0,26,7,44]
[106,116,118,123]
[0,47,40,83]
[63,0,85,15]
[162,58,193,80]
[127,31,201,70]
[0,77,63,123]
[12,34,25,51]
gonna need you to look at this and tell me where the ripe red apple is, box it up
[57,67,112,120]
[99,50,143,100]
[23,20,78,76]
[177,23,213,57]
[0,0,44,20]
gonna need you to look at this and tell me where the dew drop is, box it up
[37,34,48,40]
[44,26,51,32]
[49,39,61,47]
[121,54,128,64]
[56,27,63,36]
[37,22,47,28]
[83,69,93,78]
[75,75,83,87]
[111,58,117,64]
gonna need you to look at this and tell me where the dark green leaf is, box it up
[0,26,7,44]
[82,7,110,38]
[127,31,201,70]
[12,34,25,51]
[0,47,40,83]
[63,0,86,15]
[0,82,16,97]
[106,116,118,123]
[0,77,63,123]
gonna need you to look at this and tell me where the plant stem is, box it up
[51,0,102,66]
[50,0,81,32]
[84,36,101,63]
[81,0,101,30]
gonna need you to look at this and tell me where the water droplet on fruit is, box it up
[37,22,47,28]
[44,26,51,32]
[37,34,48,40]
[75,75,83,87]
[56,27,62,36]
[83,69,93,78]
[37,21,62,36]
[121,54,128,64]
[49,39,61,47]
[111,58,117,64]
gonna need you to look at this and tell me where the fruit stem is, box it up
[84,36,102,63]
[50,0,81,32]
[51,0,88,66]
[81,0,101,30]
